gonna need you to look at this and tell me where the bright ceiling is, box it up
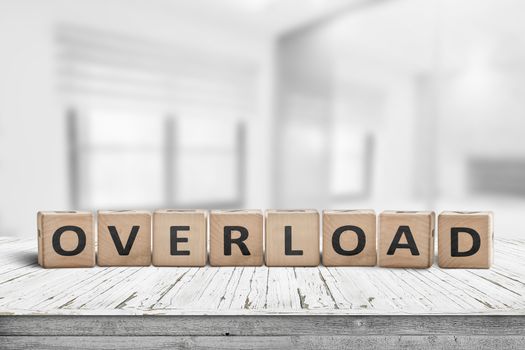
[154,0,367,36]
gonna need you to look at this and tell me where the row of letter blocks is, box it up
[37,210,493,269]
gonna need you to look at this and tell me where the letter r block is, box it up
[438,211,493,268]
[97,210,152,266]
[37,211,95,268]
[209,210,263,266]
[265,210,320,267]
[322,210,376,266]
[378,211,435,268]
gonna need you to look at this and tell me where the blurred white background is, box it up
[1,0,524,238]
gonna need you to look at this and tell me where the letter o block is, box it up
[438,211,493,269]
[265,210,320,267]
[153,209,207,267]
[378,211,435,268]
[209,210,263,266]
[37,211,95,268]
[322,210,376,266]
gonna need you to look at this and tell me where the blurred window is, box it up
[71,110,244,209]
[57,25,254,209]
[76,110,165,208]
[330,126,373,199]
[468,158,525,197]
[175,117,243,207]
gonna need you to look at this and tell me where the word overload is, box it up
[37,209,493,269]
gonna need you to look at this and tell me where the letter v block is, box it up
[209,210,263,266]
[97,210,152,266]
[37,211,95,268]
[322,210,376,266]
[265,210,320,267]
[438,211,493,268]
[378,211,435,268]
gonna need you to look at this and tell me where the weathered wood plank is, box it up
[1,315,525,336]
[1,335,525,350]
[0,237,524,316]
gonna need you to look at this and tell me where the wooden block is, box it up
[438,211,493,269]
[322,209,377,266]
[153,209,207,267]
[97,210,152,266]
[37,211,95,268]
[265,210,320,267]
[378,211,435,268]
[209,210,263,266]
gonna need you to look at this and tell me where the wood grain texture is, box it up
[2,315,525,336]
[209,210,263,266]
[2,335,525,350]
[37,211,95,268]
[0,236,524,316]
[438,211,493,269]
[378,211,435,268]
[153,209,207,267]
[322,210,377,266]
[265,210,320,267]
[97,211,151,266]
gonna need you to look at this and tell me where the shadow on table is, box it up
[14,251,38,265]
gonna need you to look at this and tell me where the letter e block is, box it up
[265,210,320,267]
[438,211,493,268]
[97,210,152,266]
[378,211,435,268]
[37,211,95,268]
[153,209,207,267]
[322,210,377,266]
[209,210,263,266]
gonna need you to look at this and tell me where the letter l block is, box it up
[265,210,320,267]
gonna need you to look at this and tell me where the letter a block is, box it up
[438,211,493,268]
[378,211,435,268]
[265,210,320,267]
[97,210,152,266]
[153,209,207,267]
[37,211,95,268]
[209,210,263,266]
[322,210,376,266]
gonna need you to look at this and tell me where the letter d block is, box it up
[97,210,152,266]
[209,210,263,266]
[265,210,320,267]
[37,211,95,268]
[153,209,207,267]
[322,210,377,266]
[378,211,435,268]
[438,211,493,268]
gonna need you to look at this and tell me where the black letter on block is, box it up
[285,226,303,256]
[52,226,86,256]
[332,225,366,256]
[224,226,250,256]
[170,226,190,256]
[387,226,420,256]
[108,226,139,256]
[451,227,481,257]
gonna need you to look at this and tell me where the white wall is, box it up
[0,0,274,237]
[438,67,525,198]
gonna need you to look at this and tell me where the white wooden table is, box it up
[0,236,524,349]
